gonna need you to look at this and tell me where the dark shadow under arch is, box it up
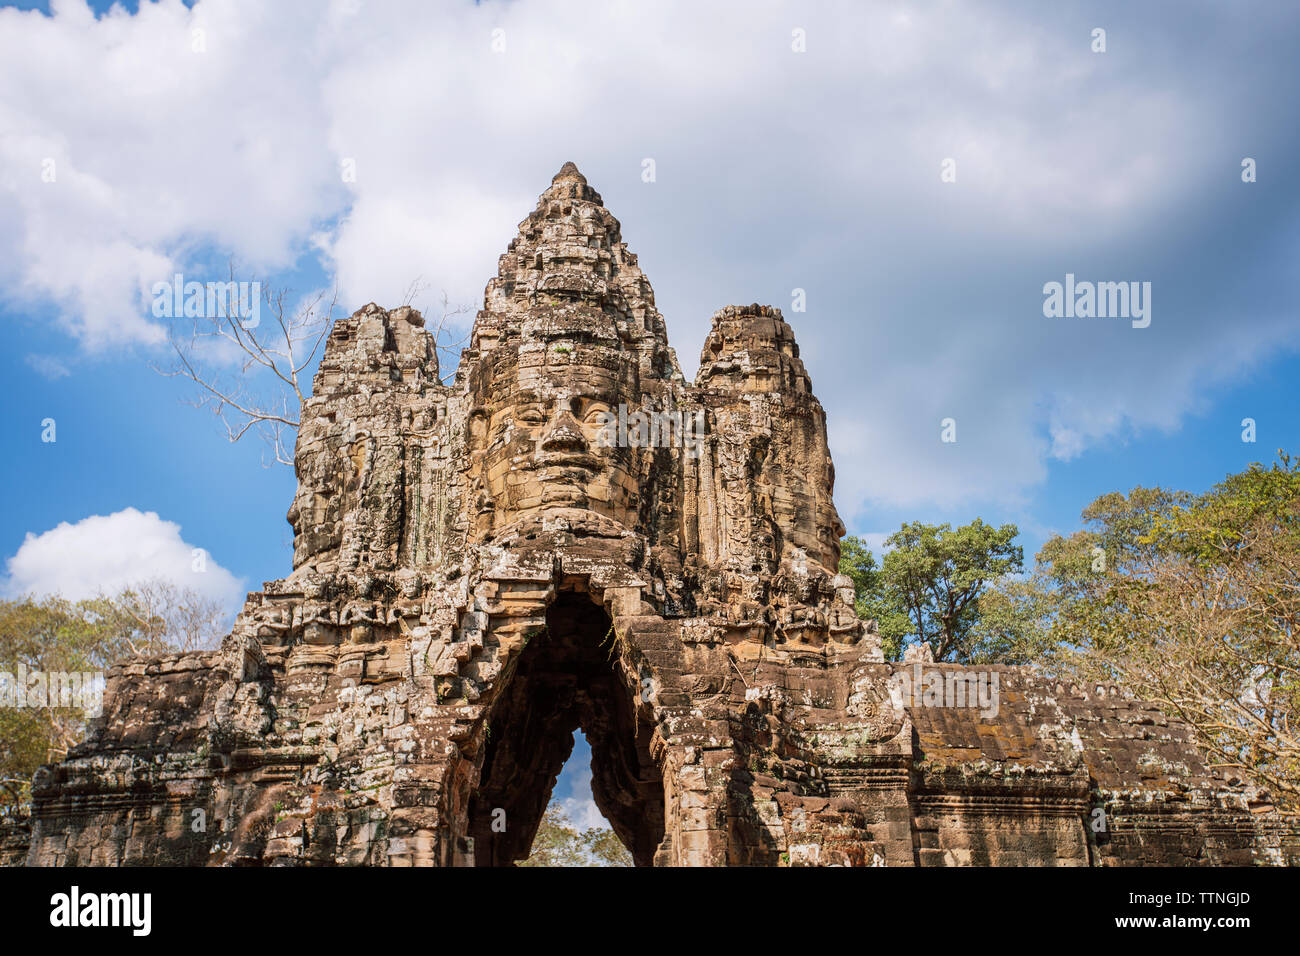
[469,590,665,865]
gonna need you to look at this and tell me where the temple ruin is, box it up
[17,163,1300,866]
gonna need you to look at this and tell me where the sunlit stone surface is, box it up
[19,166,1300,866]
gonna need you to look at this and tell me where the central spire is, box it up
[469,163,678,381]
[551,160,588,185]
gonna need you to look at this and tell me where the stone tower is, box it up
[19,165,1300,866]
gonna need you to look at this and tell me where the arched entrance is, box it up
[468,589,666,865]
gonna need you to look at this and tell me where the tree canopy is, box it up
[840,519,1022,662]
[519,802,632,867]
[1,582,227,816]
[839,452,1300,804]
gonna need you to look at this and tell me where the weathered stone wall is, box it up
[16,163,1300,866]
[0,819,29,867]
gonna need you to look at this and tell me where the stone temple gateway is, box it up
[20,164,1300,867]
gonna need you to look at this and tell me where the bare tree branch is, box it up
[156,263,474,462]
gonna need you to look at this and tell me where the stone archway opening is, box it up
[469,589,665,866]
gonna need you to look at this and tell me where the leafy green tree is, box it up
[1,594,122,810]
[1043,454,1300,804]
[965,572,1061,666]
[879,520,1023,662]
[838,536,910,659]
[838,454,1299,801]
[519,802,632,867]
[0,582,227,815]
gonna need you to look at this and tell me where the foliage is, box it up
[880,519,1023,662]
[840,520,1023,662]
[839,454,1300,803]
[837,536,909,659]
[1042,454,1300,803]
[0,582,227,815]
[519,801,633,867]
[965,571,1062,666]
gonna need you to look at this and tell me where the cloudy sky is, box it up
[2,0,1297,836]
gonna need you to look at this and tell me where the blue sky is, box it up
[2,0,1298,843]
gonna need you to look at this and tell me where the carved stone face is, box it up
[286,460,341,566]
[470,341,641,531]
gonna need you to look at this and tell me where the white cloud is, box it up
[3,0,1297,517]
[0,0,342,346]
[560,794,609,832]
[2,507,245,609]
[558,766,610,831]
